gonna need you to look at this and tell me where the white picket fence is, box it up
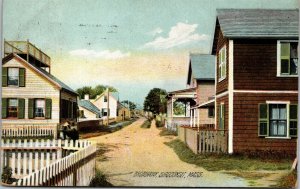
[1,139,97,186]
[2,125,56,138]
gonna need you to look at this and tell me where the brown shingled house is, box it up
[212,9,298,156]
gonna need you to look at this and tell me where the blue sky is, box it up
[3,0,298,106]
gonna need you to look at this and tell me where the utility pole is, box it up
[107,88,110,126]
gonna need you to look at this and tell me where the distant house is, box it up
[166,54,215,131]
[211,9,298,155]
[92,91,119,118]
[78,95,101,119]
[2,41,78,138]
[116,102,131,121]
[187,54,215,129]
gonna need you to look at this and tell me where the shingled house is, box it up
[2,41,78,138]
[212,9,298,156]
[187,54,215,129]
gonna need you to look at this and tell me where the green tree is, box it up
[121,100,137,110]
[76,85,118,99]
[143,88,167,114]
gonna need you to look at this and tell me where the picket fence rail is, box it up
[198,130,227,153]
[1,139,96,186]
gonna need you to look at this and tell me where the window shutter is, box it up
[258,104,268,136]
[2,67,7,87]
[45,99,52,119]
[280,43,290,74]
[108,108,110,116]
[28,99,34,119]
[289,104,297,137]
[18,98,25,119]
[73,102,78,118]
[19,68,25,87]
[2,98,7,118]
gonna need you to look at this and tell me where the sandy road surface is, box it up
[89,118,248,187]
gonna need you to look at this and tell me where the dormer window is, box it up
[277,41,298,76]
[2,67,25,87]
[8,68,19,86]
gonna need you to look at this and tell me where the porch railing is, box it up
[2,125,57,138]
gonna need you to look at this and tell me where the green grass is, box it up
[159,128,177,136]
[89,170,113,187]
[165,139,292,171]
[140,119,152,128]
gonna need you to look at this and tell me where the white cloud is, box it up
[69,49,130,59]
[144,22,208,49]
[149,27,163,36]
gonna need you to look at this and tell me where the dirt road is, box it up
[89,118,248,187]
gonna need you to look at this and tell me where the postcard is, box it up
[0,0,299,188]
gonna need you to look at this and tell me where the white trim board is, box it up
[228,40,234,154]
[233,90,298,94]
[215,91,229,98]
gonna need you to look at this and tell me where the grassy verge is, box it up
[276,170,297,188]
[159,128,177,136]
[89,170,113,187]
[165,139,292,171]
[140,119,152,128]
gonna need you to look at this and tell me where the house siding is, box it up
[2,58,60,125]
[196,80,215,104]
[216,95,228,131]
[199,109,214,125]
[216,28,229,94]
[92,95,118,118]
[233,92,297,155]
[234,39,298,90]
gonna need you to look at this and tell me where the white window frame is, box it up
[218,46,226,82]
[276,40,298,77]
[8,67,19,86]
[265,101,291,139]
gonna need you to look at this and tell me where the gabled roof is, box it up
[187,54,215,84]
[78,100,101,115]
[94,91,119,102]
[217,9,299,39]
[2,53,78,95]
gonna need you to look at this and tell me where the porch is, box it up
[166,88,197,131]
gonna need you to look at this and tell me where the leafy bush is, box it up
[1,166,17,184]
[89,170,113,187]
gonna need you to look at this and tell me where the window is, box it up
[2,67,25,87]
[28,98,51,119]
[218,46,226,81]
[278,41,298,76]
[208,107,215,118]
[8,68,19,86]
[8,99,18,118]
[258,103,297,138]
[35,99,45,117]
[102,108,110,116]
[269,104,287,137]
[104,96,108,102]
